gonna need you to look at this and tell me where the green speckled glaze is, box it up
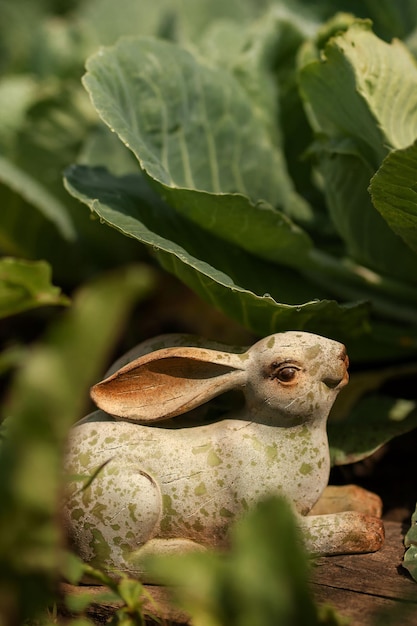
[63,331,361,579]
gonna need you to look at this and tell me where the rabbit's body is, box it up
[64,332,384,578]
[66,413,329,550]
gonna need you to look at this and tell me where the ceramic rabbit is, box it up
[64,331,384,580]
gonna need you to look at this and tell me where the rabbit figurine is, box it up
[64,331,384,579]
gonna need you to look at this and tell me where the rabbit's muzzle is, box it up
[322,348,349,390]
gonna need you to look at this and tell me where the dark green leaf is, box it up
[370,140,417,255]
[318,148,417,284]
[0,155,76,241]
[329,395,417,465]
[65,165,369,341]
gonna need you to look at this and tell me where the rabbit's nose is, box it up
[340,348,349,369]
[322,349,349,389]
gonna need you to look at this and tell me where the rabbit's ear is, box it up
[90,346,248,422]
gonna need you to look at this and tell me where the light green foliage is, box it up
[0,265,155,625]
[0,257,69,318]
[63,552,153,625]
[0,0,143,284]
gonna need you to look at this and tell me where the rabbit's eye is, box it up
[276,366,299,382]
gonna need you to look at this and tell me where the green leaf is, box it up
[0,81,141,283]
[65,164,369,341]
[200,7,312,147]
[0,258,69,319]
[370,140,417,255]
[76,0,173,51]
[298,20,417,283]
[65,588,119,613]
[0,0,49,72]
[302,249,417,328]
[161,191,312,267]
[0,176,82,283]
[0,75,38,150]
[160,0,269,43]
[0,155,76,242]
[329,395,417,465]
[0,264,155,623]
[317,147,417,284]
[82,36,279,200]
[61,551,86,586]
[299,21,417,165]
[77,124,139,176]
[198,7,317,227]
[116,578,144,610]
[294,0,417,41]
[82,36,312,263]
[403,504,417,583]
[328,346,417,465]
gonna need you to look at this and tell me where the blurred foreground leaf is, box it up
[404,504,417,582]
[0,264,155,625]
[0,257,69,318]
[0,155,76,242]
[145,497,342,626]
[62,552,152,625]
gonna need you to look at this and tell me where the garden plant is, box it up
[1,0,417,624]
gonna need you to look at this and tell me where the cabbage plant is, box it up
[1,1,417,620]
[65,15,417,362]
[63,8,417,580]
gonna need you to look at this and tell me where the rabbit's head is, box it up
[90,331,348,426]
[243,332,348,425]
